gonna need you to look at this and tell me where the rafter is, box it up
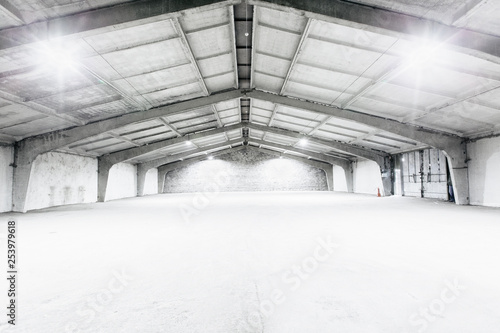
[0,90,84,126]
[249,0,500,64]
[245,90,462,150]
[100,123,242,166]
[280,19,312,95]
[250,138,348,168]
[0,0,240,50]
[138,138,242,173]
[246,122,385,164]
[158,117,182,137]
[172,18,210,96]
[18,89,245,161]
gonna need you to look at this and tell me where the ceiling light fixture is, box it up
[299,138,308,146]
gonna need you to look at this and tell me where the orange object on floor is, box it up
[377,188,381,197]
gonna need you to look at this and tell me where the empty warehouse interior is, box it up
[0,0,500,332]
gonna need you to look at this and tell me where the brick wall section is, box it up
[164,148,328,193]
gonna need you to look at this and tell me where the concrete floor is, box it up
[1,192,499,333]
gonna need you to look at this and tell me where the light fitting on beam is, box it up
[186,141,193,146]
[208,155,214,160]
[299,138,308,146]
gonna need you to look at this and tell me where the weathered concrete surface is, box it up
[25,152,97,211]
[163,147,328,193]
[136,138,243,196]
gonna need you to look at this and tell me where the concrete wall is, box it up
[352,160,383,196]
[0,146,14,212]
[468,136,500,207]
[25,152,97,211]
[332,165,348,192]
[164,148,328,193]
[143,168,158,195]
[106,162,137,201]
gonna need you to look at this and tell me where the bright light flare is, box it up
[39,45,77,70]
[299,138,308,146]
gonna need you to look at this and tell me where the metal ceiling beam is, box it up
[158,117,182,137]
[0,90,84,126]
[246,122,385,164]
[452,0,488,26]
[107,132,141,147]
[246,144,332,168]
[250,138,348,168]
[0,0,241,50]
[100,123,242,166]
[172,18,210,96]
[0,0,24,26]
[245,90,462,149]
[18,89,245,161]
[229,6,240,89]
[249,0,500,64]
[280,19,311,95]
[138,138,242,174]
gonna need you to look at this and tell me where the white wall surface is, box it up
[353,160,383,196]
[332,165,348,192]
[0,146,14,212]
[143,168,158,195]
[468,136,500,207]
[106,163,137,201]
[25,152,97,211]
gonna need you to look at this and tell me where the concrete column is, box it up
[137,167,148,197]
[345,162,354,193]
[157,169,168,194]
[377,156,393,196]
[444,143,469,205]
[324,167,334,191]
[12,154,34,213]
[97,159,113,202]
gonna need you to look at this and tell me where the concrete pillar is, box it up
[444,143,469,205]
[345,162,354,193]
[157,169,168,194]
[137,167,147,197]
[378,156,393,196]
[324,167,334,191]
[12,153,34,213]
[97,159,113,202]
